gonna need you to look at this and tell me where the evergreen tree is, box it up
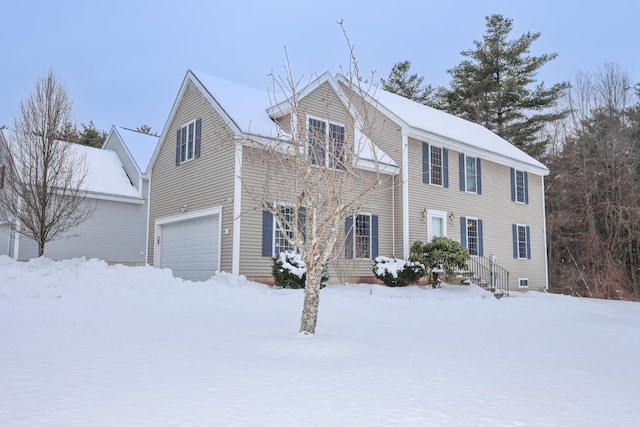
[135,124,158,136]
[77,121,107,148]
[381,60,435,105]
[437,14,568,157]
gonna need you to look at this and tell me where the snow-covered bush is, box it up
[272,252,328,289]
[372,256,425,287]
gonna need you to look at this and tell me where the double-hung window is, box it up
[308,117,345,168]
[274,206,296,254]
[510,168,529,204]
[422,142,449,187]
[261,206,305,256]
[430,145,443,185]
[175,118,202,165]
[459,154,482,194]
[513,224,531,259]
[345,214,379,259]
[460,216,483,256]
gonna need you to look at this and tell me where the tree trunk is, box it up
[299,265,322,334]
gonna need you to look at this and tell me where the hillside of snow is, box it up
[1,256,639,426]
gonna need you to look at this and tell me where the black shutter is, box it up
[175,128,182,166]
[194,118,202,158]
[262,211,273,257]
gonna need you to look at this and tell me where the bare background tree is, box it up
[239,26,389,334]
[545,63,640,300]
[0,70,92,256]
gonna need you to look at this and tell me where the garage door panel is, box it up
[159,214,219,281]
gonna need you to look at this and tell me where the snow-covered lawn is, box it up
[1,256,639,426]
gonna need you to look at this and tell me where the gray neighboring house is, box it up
[0,127,158,264]
[147,69,550,292]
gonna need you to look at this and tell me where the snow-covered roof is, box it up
[114,127,159,174]
[68,143,141,200]
[338,76,549,175]
[190,70,282,139]
[3,129,141,201]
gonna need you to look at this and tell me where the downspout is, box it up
[402,132,410,259]
[542,175,549,291]
[231,141,242,275]
[144,174,151,265]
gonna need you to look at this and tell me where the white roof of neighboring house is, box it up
[2,128,140,201]
[364,83,549,175]
[191,70,283,139]
[69,143,141,200]
[114,127,159,174]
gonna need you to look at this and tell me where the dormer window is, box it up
[308,117,345,169]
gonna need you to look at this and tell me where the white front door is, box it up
[427,210,448,241]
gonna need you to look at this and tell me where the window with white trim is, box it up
[354,214,372,259]
[179,120,197,163]
[466,218,479,256]
[430,145,443,186]
[465,155,478,193]
[519,278,529,288]
[308,117,345,169]
[274,206,296,254]
[516,224,528,259]
[515,170,526,203]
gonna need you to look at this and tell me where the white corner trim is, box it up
[232,142,242,275]
[541,175,549,291]
[402,133,410,259]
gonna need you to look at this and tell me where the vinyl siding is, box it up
[238,145,394,283]
[406,137,547,291]
[240,82,396,283]
[12,198,147,263]
[0,225,10,256]
[148,81,236,272]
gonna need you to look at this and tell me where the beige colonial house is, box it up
[147,69,549,292]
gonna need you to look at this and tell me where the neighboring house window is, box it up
[422,142,449,187]
[459,154,482,194]
[345,214,378,259]
[261,206,306,256]
[0,165,5,189]
[510,168,529,204]
[512,224,531,259]
[427,210,447,241]
[308,117,345,169]
[519,278,529,288]
[460,216,483,256]
[175,118,202,165]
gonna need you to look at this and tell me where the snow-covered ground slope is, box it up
[1,256,639,426]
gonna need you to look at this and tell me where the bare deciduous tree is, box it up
[238,25,391,334]
[0,70,92,257]
[546,63,640,300]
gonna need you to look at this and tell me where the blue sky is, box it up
[2,0,638,134]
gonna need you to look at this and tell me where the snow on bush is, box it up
[373,256,425,287]
[271,251,328,289]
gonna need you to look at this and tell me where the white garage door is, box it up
[159,214,219,281]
